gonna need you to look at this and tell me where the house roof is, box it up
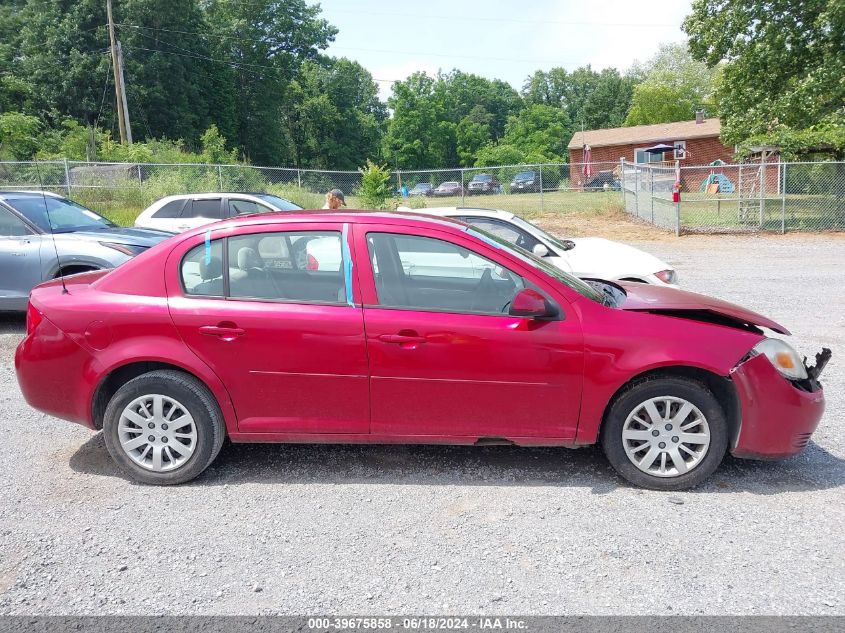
[567,118,722,150]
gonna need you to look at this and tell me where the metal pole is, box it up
[619,159,625,212]
[675,160,681,237]
[460,168,465,206]
[759,155,766,229]
[297,169,302,189]
[781,162,786,234]
[539,165,544,213]
[650,168,654,223]
[217,165,223,190]
[63,159,71,196]
[137,164,142,188]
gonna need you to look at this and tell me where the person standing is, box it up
[322,189,346,209]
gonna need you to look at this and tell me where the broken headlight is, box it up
[753,338,808,381]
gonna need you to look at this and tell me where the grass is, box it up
[67,185,626,227]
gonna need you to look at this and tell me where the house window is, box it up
[634,148,665,164]
[674,141,687,159]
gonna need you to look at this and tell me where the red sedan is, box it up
[15,212,829,489]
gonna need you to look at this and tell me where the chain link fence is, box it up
[1,158,843,233]
[622,160,845,234]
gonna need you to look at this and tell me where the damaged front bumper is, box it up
[729,349,829,460]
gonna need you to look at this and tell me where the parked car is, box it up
[17,211,829,490]
[584,170,621,191]
[416,207,677,286]
[431,181,464,197]
[510,170,541,193]
[134,193,302,233]
[0,191,171,311]
[467,173,502,195]
[409,183,433,197]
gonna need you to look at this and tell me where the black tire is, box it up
[103,370,226,485]
[600,376,728,491]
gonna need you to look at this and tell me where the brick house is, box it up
[567,118,735,189]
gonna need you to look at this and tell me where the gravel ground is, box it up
[0,233,843,616]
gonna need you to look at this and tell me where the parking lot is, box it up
[0,231,843,615]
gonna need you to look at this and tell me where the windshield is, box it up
[7,196,115,233]
[439,182,457,187]
[466,226,603,303]
[472,174,492,182]
[255,194,302,211]
[413,183,431,189]
[509,215,575,252]
[515,171,535,180]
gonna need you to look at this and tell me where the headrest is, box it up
[199,256,222,280]
[237,247,262,270]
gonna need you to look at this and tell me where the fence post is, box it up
[650,168,654,223]
[675,160,681,236]
[397,169,402,197]
[63,159,71,196]
[781,162,787,234]
[539,165,544,213]
[137,164,142,189]
[460,168,465,206]
[619,159,625,212]
[217,165,223,190]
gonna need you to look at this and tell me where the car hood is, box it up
[60,227,174,246]
[618,281,789,335]
[563,237,670,278]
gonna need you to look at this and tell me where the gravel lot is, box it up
[0,233,843,615]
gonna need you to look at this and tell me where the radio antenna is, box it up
[34,162,68,295]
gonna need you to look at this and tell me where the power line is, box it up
[214,1,678,28]
[116,23,587,66]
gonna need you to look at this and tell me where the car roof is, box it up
[179,210,468,240]
[157,192,276,200]
[0,190,64,200]
[420,207,514,220]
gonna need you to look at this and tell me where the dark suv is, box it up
[510,170,540,193]
[467,174,502,195]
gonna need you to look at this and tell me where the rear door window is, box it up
[151,199,186,219]
[228,231,344,303]
[184,199,224,219]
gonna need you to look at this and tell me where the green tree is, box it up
[624,43,719,126]
[683,0,845,153]
[500,104,571,160]
[0,112,42,159]
[287,58,386,170]
[456,106,493,167]
[523,66,637,130]
[206,0,337,165]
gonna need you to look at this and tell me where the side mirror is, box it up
[532,243,550,258]
[509,288,558,319]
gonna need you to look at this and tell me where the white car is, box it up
[413,207,678,286]
[134,193,301,233]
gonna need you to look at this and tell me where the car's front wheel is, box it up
[601,376,728,490]
[103,370,226,485]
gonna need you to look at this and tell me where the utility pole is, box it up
[107,0,129,144]
[116,41,132,143]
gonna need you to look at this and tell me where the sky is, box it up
[316,0,695,100]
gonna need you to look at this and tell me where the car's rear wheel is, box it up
[601,377,728,490]
[103,370,225,485]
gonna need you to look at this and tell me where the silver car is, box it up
[0,191,172,311]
